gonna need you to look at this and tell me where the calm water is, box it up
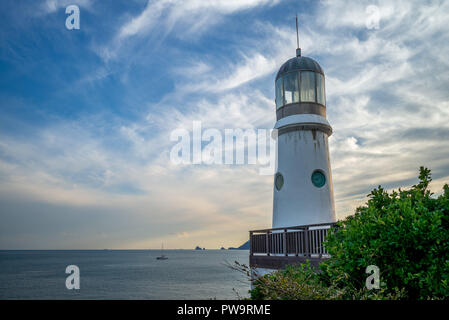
[0,250,250,299]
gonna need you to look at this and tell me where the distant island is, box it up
[227,240,249,250]
[194,241,249,250]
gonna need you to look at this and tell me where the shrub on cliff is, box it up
[321,167,449,299]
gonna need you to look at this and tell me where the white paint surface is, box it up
[272,114,336,228]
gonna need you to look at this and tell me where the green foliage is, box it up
[250,167,449,300]
[249,263,406,300]
[250,263,340,300]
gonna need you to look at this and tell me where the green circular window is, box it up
[275,172,284,191]
[311,170,326,188]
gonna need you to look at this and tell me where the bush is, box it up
[249,167,449,300]
[321,167,449,299]
[249,263,339,300]
[247,263,406,300]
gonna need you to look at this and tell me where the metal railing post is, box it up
[266,231,270,256]
[283,229,287,256]
[304,226,310,257]
[295,231,299,256]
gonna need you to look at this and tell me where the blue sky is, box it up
[1,0,449,249]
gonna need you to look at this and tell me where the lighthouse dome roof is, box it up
[275,56,323,81]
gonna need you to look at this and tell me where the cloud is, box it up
[41,0,93,14]
[178,53,278,93]
[118,0,279,40]
[98,0,280,61]
[1,0,449,249]
[0,89,276,249]
[117,0,169,39]
[311,0,449,218]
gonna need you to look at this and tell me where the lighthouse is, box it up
[272,46,336,228]
[249,24,337,272]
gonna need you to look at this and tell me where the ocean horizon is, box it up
[0,250,250,300]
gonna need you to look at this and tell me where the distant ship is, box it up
[156,243,168,260]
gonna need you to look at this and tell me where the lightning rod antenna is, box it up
[296,14,299,49]
[296,14,301,57]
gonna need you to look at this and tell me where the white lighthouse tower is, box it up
[272,45,336,228]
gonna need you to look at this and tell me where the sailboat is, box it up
[156,243,168,260]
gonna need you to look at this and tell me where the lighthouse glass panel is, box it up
[300,71,316,102]
[275,77,283,109]
[311,170,326,188]
[283,72,299,105]
[316,73,326,106]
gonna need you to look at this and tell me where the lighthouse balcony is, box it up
[249,222,337,270]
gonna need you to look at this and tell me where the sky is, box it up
[1,0,449,249]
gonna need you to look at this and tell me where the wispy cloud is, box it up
[41,0,93,14]
[99,0,280,61]
[1,0,449,249]
[118,0,279,40]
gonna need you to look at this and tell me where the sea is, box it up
[0,250,250,300]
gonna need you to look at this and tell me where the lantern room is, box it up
[275,50,326,120]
